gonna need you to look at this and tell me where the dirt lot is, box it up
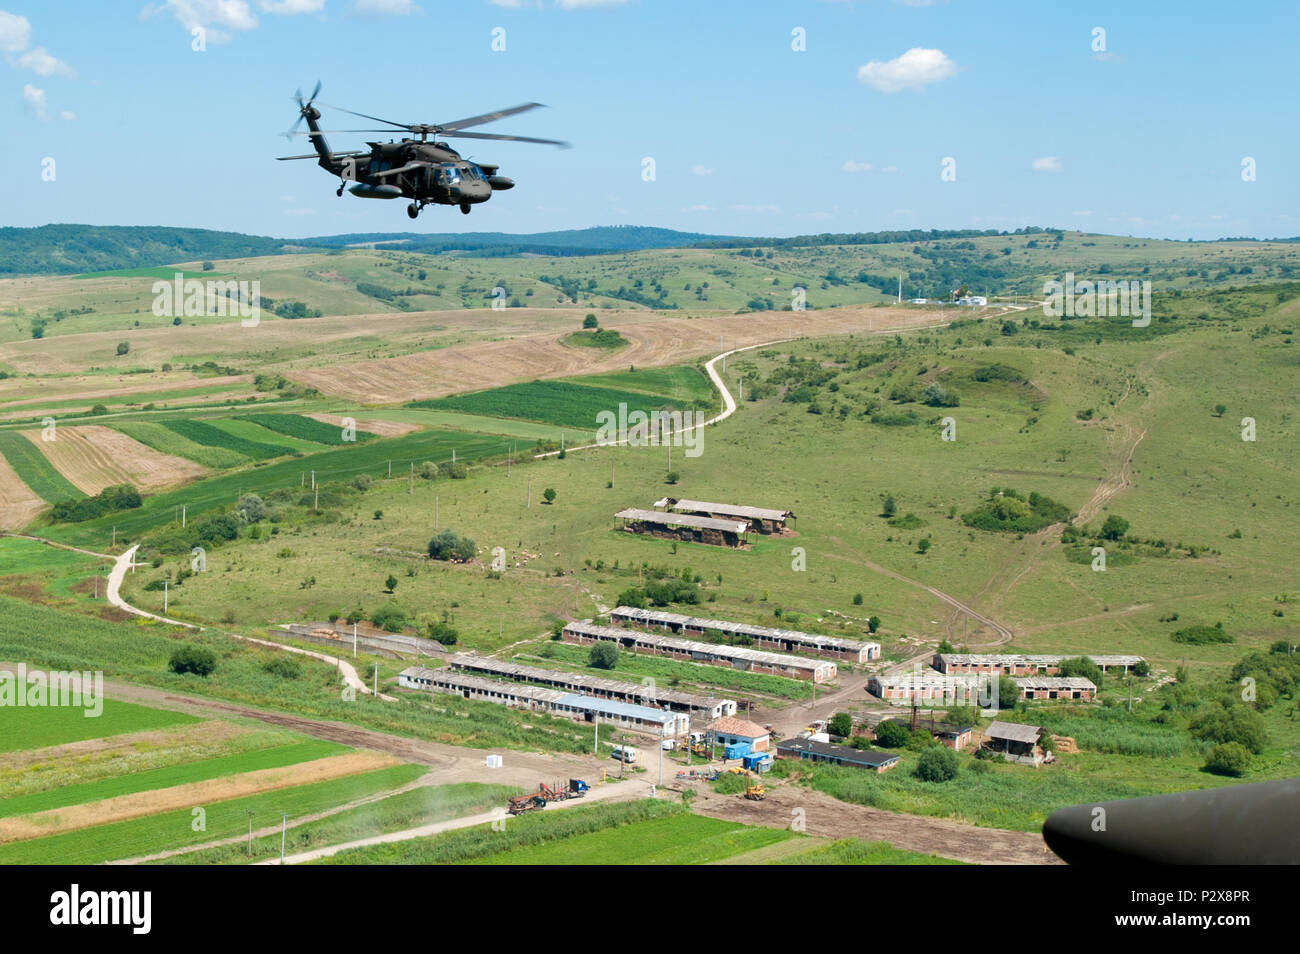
[0,721,249,779]
[287,306,948,404]
[20,425,207,495]
[0,750,398,843]
[689,782,1058,865]
[305,412,419,438]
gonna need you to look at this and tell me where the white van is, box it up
[611,745,639,764]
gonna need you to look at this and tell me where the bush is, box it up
[235,493,266,523]
[913,746,959,782]
[50,483,142,524]
[1100,515,1130,540]
[425,619,459,646]
[588,642,619,670]
[1172,624,1234,645]
[1189,703,1267,754]
[262,656,303,679]
[616,587,648,609]
[428,529,476,562]
[1203,742,1252,777]
[828,712,854,737]
[872,720,911,748]
[369,602,409,634]
[169,645,217,676]
[1057,656,1103,686]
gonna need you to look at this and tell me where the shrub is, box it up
[428,529,476,562]
[873,720,911,748]
[369,602,409,634]
[1189,703,1267,754]
[588,642,619,670]
[828,712,854,737]
[262,656,303,679]
[1172,623,1234,645]
[169,645,217,676]
[914,746,960,782]
[1203,742,1252,777]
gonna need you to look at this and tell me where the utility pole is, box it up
[373,663,378,698]
[435,495,439,530]
[409,462,413,494]
[387,460,392,478]
[738,379,743,403]
[610,458,614,487]
[182,505,186,528]
[353,622,357,659]
[658,722,664,789]
[280,813,287,865]
[111,526,116,548]
[311,470,315,489]
[163,580,169,614]
[314,485,319,512]
[526,477,531,508]
[593,715,599,756]
[246,811,255,857]
[667,441,671,473]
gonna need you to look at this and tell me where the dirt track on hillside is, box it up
[286,306,947,404]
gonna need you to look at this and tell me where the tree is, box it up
[116,341,130,356]
[867,615,881,634]
[235,493,265,524]
[169,645,216,676]
[428,529,476,562]
[852,592,863,606]
[543,487,557,505]
[1204,742,1252,777]
[997,676,1021,710]
[1213,403,1228,418]
[914,746,960,782]
[588,641,619,670]
[583,313,598,329]
[345,607,366,625]
[1100,515,1130,540]
[384,574,398,594]
[370,602,409,633]
[918,538,932,554]
[828,712,854,737]
[201,261,215,271]
[938,639,955,654]
[1058,656,1103,686]
[1190,703,1268,754]
[616,587,647,609]
[881,495,897,518]
[665,471,680,485]
[873,720,911,748]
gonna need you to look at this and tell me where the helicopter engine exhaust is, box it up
[348,183,403,199]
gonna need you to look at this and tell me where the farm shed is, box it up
[982,720,1044,763]
[613,508,750,548]
[446,652,736,719]
[399,667,687,736]
[868,672,991,705]
[1015,676,1096,701]
[775,738,900,773]
[562,620,838,683]
[663,498,794,534]
[610,606,879,663]
[933,652,1145,675]
[706,717,771,755]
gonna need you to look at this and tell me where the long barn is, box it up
[446,653,736,719]
[399,666,690,736]
[562,620,837,683]
[661,498,794,534]
[610,606,879,663]
[933,652,1145,675]
[614,509,750,548]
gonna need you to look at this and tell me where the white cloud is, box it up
[841,160,873,173]
[1031,156,1063,173]
[0,10,31,52]
[1071,209,1093,217]
[795,210,835,221]
[21,82,46,119]
[879,165,899,173]
[352,0,421,13]
[145,0,258,42]
[557,0,629,8]
[682,204,715,213]
[60,109,75,121]
[857,47,957,93]
[14,46,75,77]
[260,0,324,12]
[732,204,780,214]
[691,164,713,177]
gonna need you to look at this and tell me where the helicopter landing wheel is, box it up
[336,185,344,197]
[459,202,471,215]
[407,203,419,220]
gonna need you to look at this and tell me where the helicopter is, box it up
[276,83,568,219]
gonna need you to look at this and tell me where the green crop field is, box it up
[470,810,796,865]
[160,419,289,461]
[0,431,83,503]
[236,414,377,446]
[409,379,701,430]
[111,420,249,468]
[0,739,345,818]
[0,686,197,753]
[0,764,425,864]
[564,364,716,404]
[772,838,965,865]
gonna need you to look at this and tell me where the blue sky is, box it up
[0,0,1295,240]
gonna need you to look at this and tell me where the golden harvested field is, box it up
[0,453,44,530]
[0,750,397,842]
[288,305,950,404]
[21,425,207,494]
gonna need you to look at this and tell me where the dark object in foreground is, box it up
[1043,777,1300,864]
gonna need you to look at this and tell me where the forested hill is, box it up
[0,225,292,276]
[301,225,735,256]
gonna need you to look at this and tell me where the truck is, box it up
[611,745,639,764]
[506,779,588,815]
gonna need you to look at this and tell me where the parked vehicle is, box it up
[611,745,639,764]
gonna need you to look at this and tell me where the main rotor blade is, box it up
[308,79,322,102]
[443,129,570,148]
[294,129,398,137]
[276,150,368,160]
[318,103,410,129]
[437,102,546,132]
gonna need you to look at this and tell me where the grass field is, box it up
[157,782,518,865]
[771,837,966,865]
[0,764,424,864]
[470,810,796,864]
[0,431,84,502]
[111,420,250,469]
[408,379,702,429]
[0,686,197,753]
[237,413,376,446]
[160,418,289,461]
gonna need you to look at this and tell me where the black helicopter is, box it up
[277,83,568,219]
